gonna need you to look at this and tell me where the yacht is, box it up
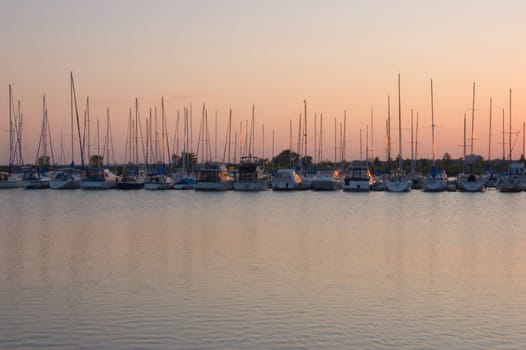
[271,169,309,191]
[233,157,270,191]
[343,164,373,192]
[194,162,233,191]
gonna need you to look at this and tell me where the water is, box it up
[1,189,525,349]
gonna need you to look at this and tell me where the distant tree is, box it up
[89,155,103,167]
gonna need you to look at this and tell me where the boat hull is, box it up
[194,181,233,191]
[49,179,81,189]
[0,179,24,189]
[25,179,50,189]
[233,180,269,191]
[311,180,342,191]
[385,179,411,192]
[343,179,371,192]
[80,180,116,190]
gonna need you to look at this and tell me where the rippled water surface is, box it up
[1,189,526,349]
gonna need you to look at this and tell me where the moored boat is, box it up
[343,164,372,192]
[233,157,270,191]
[194,162,233,191]
[80,168,118,190]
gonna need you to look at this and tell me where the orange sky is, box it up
[1,0,526,165]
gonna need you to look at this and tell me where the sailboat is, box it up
[145,98,174,190]
[457,83,485,192]
[343,126,372,191]
[194,105,233,191]
[422,79,447,192]
[25,95,52,189]
[80,94,118,190]
[173,107,196,189]
[385,74,411,192]
[117,99,145,190]
[233,105,270,191]
[50,73,82,189]
[0,85,24,189]
[498,89,524,192]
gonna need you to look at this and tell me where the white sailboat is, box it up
[50,73,82,189]
[25,95,52,189]
[145,98,174,190]
[385,74,411,192]
[423,79,447,192]
[457,84,485,192]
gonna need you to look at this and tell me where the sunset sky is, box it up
[1,0,526,165]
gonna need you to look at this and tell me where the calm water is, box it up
[1,189,525,349]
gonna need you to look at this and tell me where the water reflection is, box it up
[1,189,525,349]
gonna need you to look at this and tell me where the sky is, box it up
[1,0,526,165]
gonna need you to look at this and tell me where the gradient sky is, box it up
[1,0,526,165]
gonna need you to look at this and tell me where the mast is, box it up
[430,79,436,166]
[304,100,307,170]
[397,73,403,170]
[312,113,319,163]
[343,110,347,162]
[69,81,74,165]
[488,98,492,162]
[463,113,467,173]
[215,109,218,161]
[70,72,84,167]
[9,85,13,166]
[370,106,374,161]
[509,89,512,163]
[411,109,414,175]
[502,108,505,161]
[415,112,419,172]
[387,95,391,169]
[470,82,475,155]
[334,117,337,164]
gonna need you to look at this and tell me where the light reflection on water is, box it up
[1,189,525,349]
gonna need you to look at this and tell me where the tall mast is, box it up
[502,108,505,161]
[304,100,307,170]
[343,110,347,162]
[370,106,374,161]
[87,96,90,161]
[70,72,84,167]
[470,82,476,155]
[334,117,337,163]
[312,113,319,163]
[463,113,467,172]
[430,79,436,166]
[215,109,218,161]
[397,73,403,170]
[488,98,492,161]
[411,109,414,175]
[415,113,419,168]
[387,95,391,167]
[509,89,512,163]
[9,84,13,166]
[70,79,74,164]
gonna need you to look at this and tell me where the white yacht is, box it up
[271,169,309,191]
[343,165,373,192]
[0,172,24,189]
